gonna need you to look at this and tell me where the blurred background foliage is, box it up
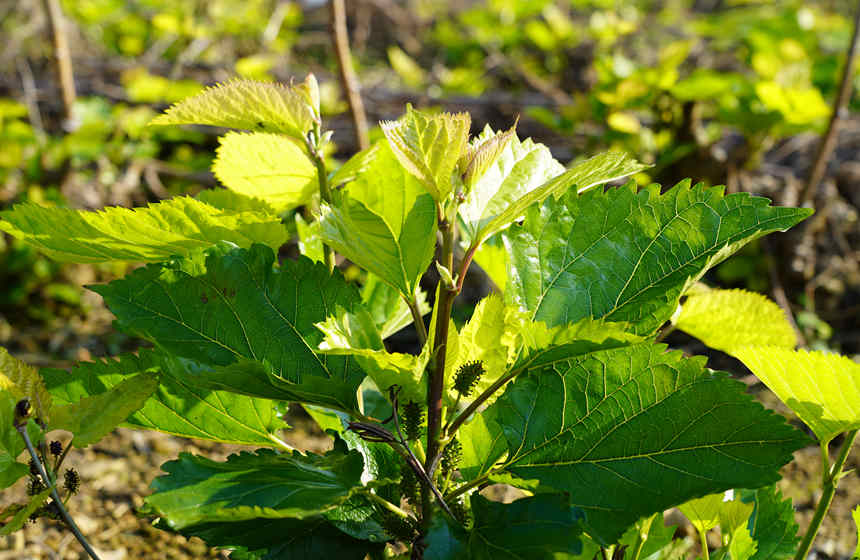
[0,0,858,362]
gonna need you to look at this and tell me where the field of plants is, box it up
[0,0,858,559]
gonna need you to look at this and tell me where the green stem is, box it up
[308,126,336,274]
[445,472,490,502]
[365,491,413,520]
[446,369,518,437]
[793,429,858,560]
[17,426,101,560]
[405,294,428,347]
[629,514,656,560]
[699,527,710,560]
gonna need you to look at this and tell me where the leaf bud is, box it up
[454,360,484,397]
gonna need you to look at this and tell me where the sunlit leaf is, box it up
[381,106,471,201]
[0,347,51,422]
[739,486,799,560]
[676,288,796,353]
[504,181,812,335]
[150,79,316,140]
[680,493,725,534]
[0,197,288,263]
[212,131,317,212]
[732,347,860,444]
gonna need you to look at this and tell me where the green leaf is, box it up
[0,197,288,263]
[320,142,437,298]
[146,446,365,530]
[0,347,51,423]
[42,350,291,447]
[381,106,471,201]
[196,188,277,214]
[617,513,677,560]
[361,273,429,340]
[425,494,584,560]
[680,493,725,534]
[330,143,381,188]
[458,126,564,243]
[296,213,325,264]
[458,403,508,481]
[51,373,158,447]
[739,486,799,560]
[676,288,797,353]
[726,525,758,560]
[170,516,383,560]
[490,342,808,544]
[732,348,860,444]
[91,244,366,412]
[150,79,316,140]
[503,181,813,335]
[0,487,53,536]
[472,236,509,293]
[474,151,647,249]
[0,391,30,489]
[212,131,317,212]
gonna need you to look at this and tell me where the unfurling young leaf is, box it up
[149,78,317,141]
[380,105,471,202]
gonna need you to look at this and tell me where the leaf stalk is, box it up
[307,124,336,273]
[16,425,101,560]
[793,429,857,560]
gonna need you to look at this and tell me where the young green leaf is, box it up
[361,273,430,340]
[0,347,52,423]
[489,343,808,544]
[295,213,325,263]
[149,78,316,141]
[424,494,584,560]
[458,121,519,192]
[212,131,317,212]
[319,142,438,299]
[739,486,799,560]
[329,143,381,188]
[168,516,384,560]
[50,373,158,447]
[0,391,34,489]
[732,347,860,444]
[42,350,291,448]
[471,237,509,292]
[380,106,471,201]
[471,151,648,249]
[679,493,725,534]
[617,513,677,560]
[91,244,367,413]
[457,404,508,481]
[0,486,53,536]
[503,181,813,335]
[196,188,277,214]
[675,288,797,353]
[0,197,288,263]
[145,447,365,529]
[458,127,564,243]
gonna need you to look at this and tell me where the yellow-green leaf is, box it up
[0,487,53,536]
[0,197,287,263]
[212,131,317,212]
[0,348,51,423]
[150,79,316,140]
[733,347,860,444]
[679,493,724,534]
[676,288,797,353]
[380,106,471,201]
